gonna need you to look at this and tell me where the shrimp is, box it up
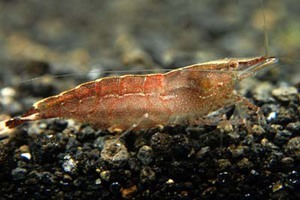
[0,56,278,136]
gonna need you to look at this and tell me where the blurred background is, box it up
[0,0,299,92]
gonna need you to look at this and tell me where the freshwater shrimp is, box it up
[0,56,277,136]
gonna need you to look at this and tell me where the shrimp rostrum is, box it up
[0,56,278,136]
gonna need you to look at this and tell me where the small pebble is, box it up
[272,181,283,192]
[121,185,138,199]
[271,87,298,102]
[267,112,277,121]
[101,139,129,167]
[228,132,240,140]
[217,159,231,170]
[0,87,16,97]
[20,153,32,160]
[39,171,55,184]
[253,82,274,102]
[137,145,153,165]
[100,170,110,182]
[261,138,279,150]
[166,179,174,184]
[11,167,27,180]
[281,157,294,166]
[93,136,107,149]
[62,154,78,173]
[78,125,96,140]
[250,169,259,177]
[274,130,292,146]
[52,119,68,132]
[237,158,253,169]
[95,178,102,185]
[229,145,248,158]
[19,145,29,153]
[286,137,300,157]
[195,146,210,159]
[218,122,233,133]
[140,167,156,183]
[252,125,265,136]
[150,132,172,154]
[287,122,300,133]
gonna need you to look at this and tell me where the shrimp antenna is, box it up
[18,68,176,85]
[260,0,270,57]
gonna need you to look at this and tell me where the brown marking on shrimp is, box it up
[0,56,278,136]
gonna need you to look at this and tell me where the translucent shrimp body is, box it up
[0,56,278,135]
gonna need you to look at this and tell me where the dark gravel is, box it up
[0,0,299,199]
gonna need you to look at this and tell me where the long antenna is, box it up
[259,0,270,57]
